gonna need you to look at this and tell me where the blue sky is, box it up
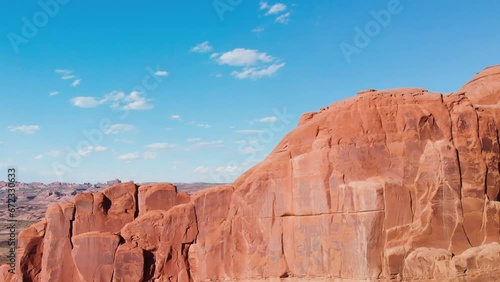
[1,0,499,184]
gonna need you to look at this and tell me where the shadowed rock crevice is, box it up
[143,250,156,281]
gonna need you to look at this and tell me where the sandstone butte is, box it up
[2,66,500,282]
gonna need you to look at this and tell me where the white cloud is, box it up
[154,70,169,77]
[197,123,212,128]
[8,125,40,134]
[171,115,182,120]
[252,26,265,33]
[104,124,135,135]
[232,63,285,79]
[193,140,224,149]
[49,91,59,96]
[210,53,219,59]
[71,79,81,87]
[71,97,105,108]
[264,3,287,15]
[259,1,269,10]
[145,142,175,150]
[77,147,91,156]
[94,146,107,152]
[187,138,201,142]
[105,91,126,102]
[55,69,73,75]
[191,41,213,53]
[236,129,266,134]
[121,91,153,110]
[35,154,44,160]
[71,91,153,110]
[117,152,141,161]
[216,48,274,66]
[61,75,75,80]
[258,116,278,123]
[77,146,108,157]
[194,166,210,174]
[275,12,291,24]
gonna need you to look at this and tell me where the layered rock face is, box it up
[2,66,500,281]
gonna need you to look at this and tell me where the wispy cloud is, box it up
[71,91,153,110]
[214,48,274,67]
[261,2,287,15]
[49,91,59,96]
[210,47,285,79]
[259,2,291,24]
[170,115,182,120]
[193,140,224,149]
[154,70,169,77]
[8,125,40,134]
[252,26,265,33]
[70,97,104,108]
[55,69,83,86]
[35,154,44,160]
[120,91,153,110]
[145,142,175,150]
[71,79,81,87]
[191,41,213,53]
[275,12,291,24]
[257,116,278,123]
[117,151,157,161]
[196,123,212,128]
[61,75,75,80]
[77,146,108,157]
[55,69,73,75]
[232,63,286,79]
[104,124,135,135]
[117,152,141,161]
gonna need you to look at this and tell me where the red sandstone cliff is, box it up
[2,66,500,281]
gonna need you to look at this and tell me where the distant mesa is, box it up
[106,179,122,186]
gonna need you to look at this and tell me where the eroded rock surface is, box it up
[1,66,500,281]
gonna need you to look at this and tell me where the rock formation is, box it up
[2,66,500,281]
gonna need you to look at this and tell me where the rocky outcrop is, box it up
[2,66,500,282]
